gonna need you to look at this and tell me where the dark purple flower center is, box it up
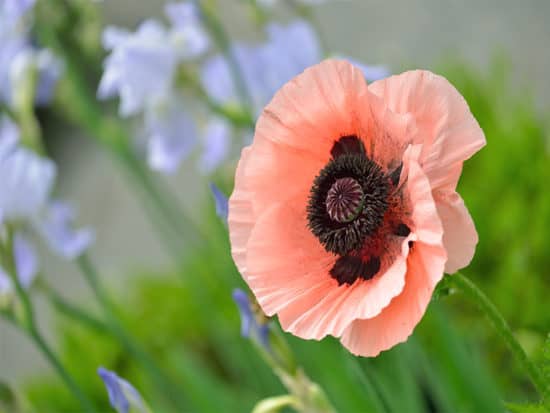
[307,135,408,286]
[326,177,364,223]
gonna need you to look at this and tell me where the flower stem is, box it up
[451,272,550,402]
[26,324,96,412]
[39,281,110,336]
[76,254,189,411]
[2,232,96,412]
[198,0,255,115]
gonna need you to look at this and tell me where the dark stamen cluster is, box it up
[307,136,389,257]
[307,136,409,285]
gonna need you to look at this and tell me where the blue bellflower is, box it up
[0,117,93,291]
[98,367,149,413]
[98,2,209,173]
[199,118,231,174]
[209,183,228,224]
[98,21,180,117]
[0,0,61,106]
[0,232,38,299]
[165,2,209,59]
[232,288,270,351]
[144,94,197,174]
[201,20,320,116]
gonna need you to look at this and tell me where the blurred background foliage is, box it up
[1,0,549,412]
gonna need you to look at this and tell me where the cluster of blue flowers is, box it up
[98,1,389,176]
[0,0,92,303]
[0,115,94,301]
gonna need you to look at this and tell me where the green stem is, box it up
[77,254,189,411]
[451,272,550,402]
[27,325,96,413]
[40,282,110,335]
[199,0,254,114]
[2,233,96,412]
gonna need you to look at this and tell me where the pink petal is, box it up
[243,137,324,216]
[369,70,486,192]
[434,190,479,273]
[256,59,369,161]
[340,242,447,357]
[338,156,447,356]
[244,198,412,340]
[228,147,254,278]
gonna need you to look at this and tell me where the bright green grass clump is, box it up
[17,59,550,413]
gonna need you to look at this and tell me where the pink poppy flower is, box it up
[228,59,485,357]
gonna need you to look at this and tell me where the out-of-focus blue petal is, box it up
[98,367,147,413]
[200,20,321,115]
[199,118,231,174]
[340,56,391,82]
[200,53,236,105]
[13,232,38,288]
[209,183,228,224]
[34,49,63,105]
[35,201,94,260]
[0,116,20,159]
[98,20,178,117]
[145,96,197,174]
[0,233,37,297]
[165,2,209,58]
[9,47,62,106]
[232,288,270,350]
[0,147,56,220]
[0,267,12,297]
[0,0,35,33]
[0,38,27,103]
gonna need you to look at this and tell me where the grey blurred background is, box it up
[1,0,549,385]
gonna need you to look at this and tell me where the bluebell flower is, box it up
[165,1,209,59]
[199,118,231,174]
[201,20,320,116]
[0,0,61,106]
[232,288,270,350]
[0,232,39,300]
[35,201,95,260]
[0,116,93,261]
[209,183,228,224]
[98,367,149,413]
[98,21,180,117]
[98,2,209,117]
[0,0,36,35]
[0,119,57,220]
[144,95,197,174]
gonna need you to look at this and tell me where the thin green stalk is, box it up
[39,282,110,335]
[77,254,189,411]
[1,233,96,412]
[451,272,550,402]
[26,325,96,412]
[199,0,254,114]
